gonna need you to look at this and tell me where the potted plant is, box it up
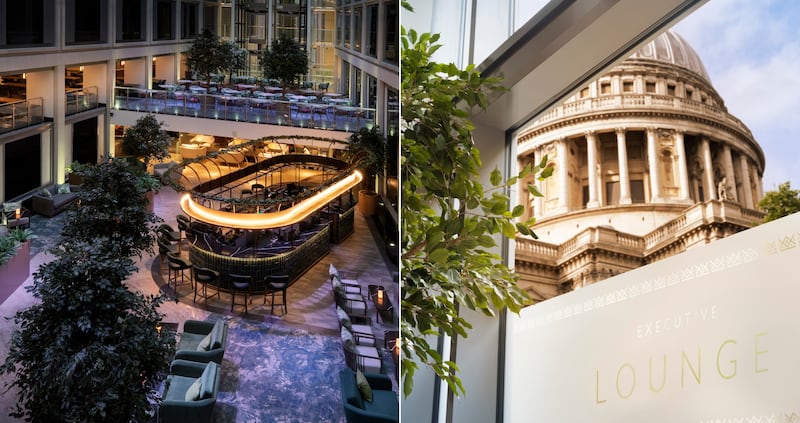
[121,114,172,211]
[345,126,387,216]
[0,228,35,288]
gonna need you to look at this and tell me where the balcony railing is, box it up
[113,87,374,133]
[0,98,45,134]
[66,86,99,116]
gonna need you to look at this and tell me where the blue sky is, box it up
[674,0,800,192]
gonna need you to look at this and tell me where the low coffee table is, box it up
[367,284,394,324]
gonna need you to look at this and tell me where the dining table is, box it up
[328,98,351,105]
[254,91,281,98]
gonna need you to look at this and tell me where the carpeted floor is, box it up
[0,186,399,422]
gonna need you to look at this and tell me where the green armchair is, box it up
[339,368,398,423]
[175,320,228,364]
[160,359,220,423]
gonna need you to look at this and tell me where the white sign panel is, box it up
[506,213,800,423]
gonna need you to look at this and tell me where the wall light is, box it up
[121,61,125,67]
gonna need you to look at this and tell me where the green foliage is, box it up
[121,114,171,170]
[185,29,227,82]
[0,228,34,267]
[758,181,800,223]
[221,40,248,82]
[400,27,551,398]
[259,34,309,91]
[345,126,388,191]
[1,157,174,422]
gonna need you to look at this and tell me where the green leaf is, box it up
[490,168,502,186]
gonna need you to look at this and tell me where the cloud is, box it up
[675,0,800,190]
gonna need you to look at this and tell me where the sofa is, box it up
[174,319,228,364]
[159,359,220,423]
[339,368,398,423]
[31,184,80,217]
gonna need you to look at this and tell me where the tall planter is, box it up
[358,189,379,216]
[0,241,30,288]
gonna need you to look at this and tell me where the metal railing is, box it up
[66,86,99,116]
[113,86,375,133]
[0,97,44,134]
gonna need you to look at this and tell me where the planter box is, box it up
[0,241,30,288]
[358,190,379,216]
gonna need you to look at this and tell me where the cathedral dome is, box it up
[628,30,710,82]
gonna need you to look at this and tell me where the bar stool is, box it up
[193,266,220,304]
[157,235,179,270]
[266,274,290,314]
[158,224,182,252]
[176,214,191,244]
[251,183,265,195]
[240,188,253,199]
[166,252,193,293]
[229,274,252,314]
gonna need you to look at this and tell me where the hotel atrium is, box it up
[0,1,398,422]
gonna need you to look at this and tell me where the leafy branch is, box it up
[400,27,552,398]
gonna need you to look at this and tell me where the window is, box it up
[181,2,198,39]
[645,81,656,93]
[203,5,217,34]
[367,74,377,109]
[154,0,174,40]
[600,82,611,95]
[622,81,633,92]
[667,84,675,96]
[383,1,398,64]
[118,0,144,42]
[685,88,693,100]
[353,5,362,52]
[579,87,589,98]
[68,0,104,44]
[631,180,645,203]
[366,4,378,57]
[341,61,350,98]
[343,8,351,49]
[6,1,53,46]
[606,181,620,205]
[353,67,362,107]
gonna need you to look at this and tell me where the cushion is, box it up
[57,184,71,194]
[331,277,345,295]
[341,326,355,351]
[336,306,352,330]
[184,377,202,401]
[39,188,53,198]
[3,201,21,213]
[197,332,212,351]
[356,370,373,403]
[209,320,225,349]
[199,361,218,399]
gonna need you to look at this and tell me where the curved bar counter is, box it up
[164,136,360,289]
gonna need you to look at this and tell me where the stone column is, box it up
[557,139,570,213]
[586,131,600,208]
[675,130,690,201]
[722,144,738,202]
[533,147,544,218]
[700,137,716,200]
[616,128,631,204]
[646,127,662,202]
[739,155,754,209]
[754,168,764,202]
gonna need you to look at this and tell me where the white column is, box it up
[646,127,662,202]
[616,128,631,204]
[700,137,716,200]
[557,139,569,213]
[53,64,68,184]
[721,144,737,202]
[586,131,599,208]
[739,155,754,209]
[675,130,690,201]
[532,148,543,219]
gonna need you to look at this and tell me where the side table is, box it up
[368,284,394,324]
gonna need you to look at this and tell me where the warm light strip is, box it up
[180,171,363,230]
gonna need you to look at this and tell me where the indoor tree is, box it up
[758,181,800,223]
[1,157,175,422]
[221,39,248,83]
[400,25,551,399]
[185,29,226,83]
[259,33,309,92]
[345,126,387,215]
[121,113,172,171]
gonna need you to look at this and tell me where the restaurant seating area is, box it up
[0,182,398,422]
[114,81,374,132]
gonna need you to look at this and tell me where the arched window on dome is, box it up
[660,149,680,198]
